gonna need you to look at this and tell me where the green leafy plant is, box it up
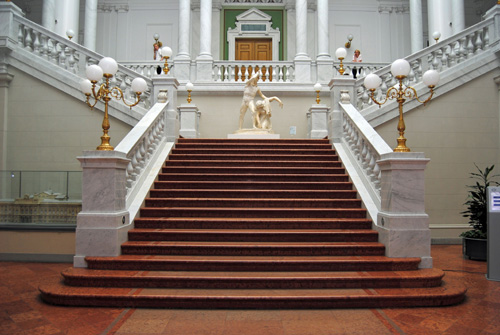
[460,164,499,239]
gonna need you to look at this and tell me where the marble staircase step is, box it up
[143,198,362,209]
[84,255,422,272]
[120,241,386,256]
[168,154,339,161]
[153,181,354,190]
[139,207,368,219]
[161,166,345,175]
[132,217,373,230]
[127,229,379,243]
[148,189,358,199]
[39,281,467,309]
[164,159,342,167]
[157,173,350,182]
[61,268,445,289]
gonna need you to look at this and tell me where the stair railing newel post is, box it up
[73,150,131,268]
[152,74,180,142]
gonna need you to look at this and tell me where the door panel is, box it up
[235,39,272,81]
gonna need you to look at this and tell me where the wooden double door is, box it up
[235,38,272,81]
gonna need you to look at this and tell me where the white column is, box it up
[316,0,330,60]
[84,0,98,51]
[198,0,212,59]
[409,0,423,53]
[177,0,191,59]
[42,0,55,31]
[295,0,308,60]
[427,0,453,45]
[451,0,465,34]
[54,0,80,42]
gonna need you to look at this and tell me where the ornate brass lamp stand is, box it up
[80,57,147,151]
[363,59,440,152]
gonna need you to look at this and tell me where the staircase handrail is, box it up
[11,12,154,111]
[114,101,173,220]
[355,12,497,113]
[336,99,393,217]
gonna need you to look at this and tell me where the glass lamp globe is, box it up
[66,29,74,39]
[86,64,103,82]
[433,31,441,40]
[391,59,411,78]
[153,33,159,40]
[161,46,173,58]
[364,73,382,90]
[422,70,440,87]
[98,57,118,76]
[80,79,93,94]
[335,47,347,59]
[313,83,322,91]
[347,34,353,41]
[186,82,194,91]
[131,78,148,93]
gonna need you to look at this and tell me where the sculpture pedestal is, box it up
[228,130,280,139]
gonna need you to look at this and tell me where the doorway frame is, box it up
[227,8,281,61]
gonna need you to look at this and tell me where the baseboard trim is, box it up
[432,238,462,245]
[0,253,73,263]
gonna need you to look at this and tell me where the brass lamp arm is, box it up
[369,86,399,107]
[110,86,142,109]
[403,86,435,105]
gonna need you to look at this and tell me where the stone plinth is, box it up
[73,151,131,268]
[376,152,432,268]
[307,104,330,139]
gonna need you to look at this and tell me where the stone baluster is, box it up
[33,31,41,55]
[466,34,475,57]
[474,31,483,54]
[440,46,448,70]
[25,27,33,51]
[484,27,489,49]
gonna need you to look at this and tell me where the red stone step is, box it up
[121,241,386,256]
[177,138,330,144]
[39,280,467,309]
[132,217,373,230]
[157,173,350,182]
[143,198,362,209]
[148,189,358,199]
[175,143,333,150]
[161,166,345,175]
[164,160,342,168]
[168,154,339,161]
[139,207,368,219]
[127,229,379,243]
[85,255,421,272]
[171,148,335,156]
[61,268,445,289]
[153,181,354,190]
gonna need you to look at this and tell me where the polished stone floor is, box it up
[0,245,499,335]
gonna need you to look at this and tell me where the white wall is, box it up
[375,69,500,239]
[6,68,132,171]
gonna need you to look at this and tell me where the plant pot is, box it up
[462,237,487,261]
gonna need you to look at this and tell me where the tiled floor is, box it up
[1,245,499,335]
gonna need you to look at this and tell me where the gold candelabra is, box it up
[186,82,194,103]
[160,46,173,75]
[335,47,347,76]
[314,83,322,104]
[364,59,440,152]
[80,57,147,151]
[345,34,353,49]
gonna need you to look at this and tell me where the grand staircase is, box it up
[40,138,466,309]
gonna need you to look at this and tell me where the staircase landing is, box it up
[39,138,466,309]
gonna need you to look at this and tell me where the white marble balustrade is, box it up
[212,61,295,83]
[356,14,495,111]
[12,14,153,110]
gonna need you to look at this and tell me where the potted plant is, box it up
[461,164,499,261]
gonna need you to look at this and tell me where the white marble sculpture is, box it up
[237,72,283,133]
